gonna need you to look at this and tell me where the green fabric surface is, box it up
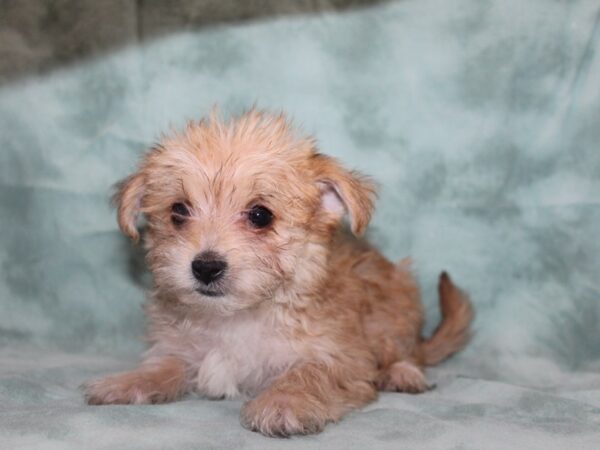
[1,0,600,448]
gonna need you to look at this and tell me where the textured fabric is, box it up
[1,0,600,448]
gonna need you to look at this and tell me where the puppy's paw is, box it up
[376,361,430,394]
[83,371,173,405]
[241,391,328,437]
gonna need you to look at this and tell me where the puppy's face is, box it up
[115,111,375,314]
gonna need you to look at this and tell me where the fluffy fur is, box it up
[84,109,474,437]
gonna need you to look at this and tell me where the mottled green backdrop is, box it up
[1,0,599,448]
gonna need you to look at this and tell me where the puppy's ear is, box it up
[312,153,377,236]
[113,172,145,242]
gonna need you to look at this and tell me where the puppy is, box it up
[84,109,473,436]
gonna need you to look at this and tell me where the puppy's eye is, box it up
[171,202,190,226]
[248,205,273,228]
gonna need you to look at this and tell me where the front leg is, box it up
[241,362,377,437]
[84,356,188,405]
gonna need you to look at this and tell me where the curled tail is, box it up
[421,272,474,366]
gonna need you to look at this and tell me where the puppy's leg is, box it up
[241,362,376,437]
[84,356,188,405]
[376,360,429,394]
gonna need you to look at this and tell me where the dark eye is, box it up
[171,202,190,226]
[248,205,273,228]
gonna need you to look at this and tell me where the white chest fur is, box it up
[150,309,299,399]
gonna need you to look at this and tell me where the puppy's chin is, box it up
[171,287,264,316]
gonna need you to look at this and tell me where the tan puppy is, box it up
[84,109,474,436]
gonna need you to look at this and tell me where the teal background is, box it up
[1,0,599,448]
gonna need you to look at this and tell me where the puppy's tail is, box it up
[421,272,474,366]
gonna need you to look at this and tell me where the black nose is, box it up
[191,253,227,285]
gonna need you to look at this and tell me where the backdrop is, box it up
[1,0,599,448]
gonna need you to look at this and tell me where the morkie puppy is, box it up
[84,109,473,436]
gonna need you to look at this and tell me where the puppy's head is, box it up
[115,110,376,314]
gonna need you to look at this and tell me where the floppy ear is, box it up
[113,172,145,242]
[312,153,377,236]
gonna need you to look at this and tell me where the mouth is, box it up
[196,287,225,297]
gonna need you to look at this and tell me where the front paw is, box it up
[83,372,171,405]
[241,391,328,437]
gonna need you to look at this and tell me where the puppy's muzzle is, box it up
[191,252,227,286]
